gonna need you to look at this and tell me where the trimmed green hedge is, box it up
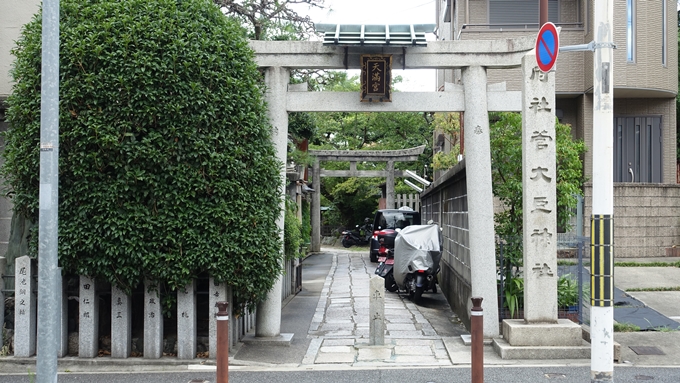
[3,0,283,313]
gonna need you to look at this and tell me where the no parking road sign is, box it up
[535,22,559,72]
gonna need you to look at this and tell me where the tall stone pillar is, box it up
[521,59,558,323]
[494,54,585,359]
[311,158,321,252]
[257,66,288,338]
[462,66,499,337]
[386,160,395,209]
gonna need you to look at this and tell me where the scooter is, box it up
[341,227,362,248]
[374,244,398,292]
[392,224,442,304]
[341,220,373,248]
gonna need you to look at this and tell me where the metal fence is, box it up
[497,236,590,325]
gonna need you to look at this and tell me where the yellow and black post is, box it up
[591,214,613,308]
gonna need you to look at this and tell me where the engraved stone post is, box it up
[522,56,558,323]
[369,276,385,345]
[111,286,131,358]
[498,53,584,355]
[209,276,227,359]
[14,256,36,357]
[58,268,68,357]
[177,280,197,359]
[144,280,163,359]
[79,275,98,358]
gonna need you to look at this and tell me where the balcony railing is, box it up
[457,22,584,39]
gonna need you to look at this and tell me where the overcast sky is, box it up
[291,0,437,91]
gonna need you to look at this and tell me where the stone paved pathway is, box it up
[302,250,463,366]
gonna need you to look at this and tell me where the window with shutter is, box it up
[614,116,663,183]
[489,0,559,27]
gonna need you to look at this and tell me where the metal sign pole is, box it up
[37,0,60,381]
[590,1,615,382]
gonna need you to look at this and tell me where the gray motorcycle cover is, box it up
[393,224,441,287]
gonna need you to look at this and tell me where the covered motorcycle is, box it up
[393,224,442,303]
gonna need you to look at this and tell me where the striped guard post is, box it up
[591,214,614,307]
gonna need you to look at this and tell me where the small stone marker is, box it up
[144,279,163,358]
[369,275,385,346]
[14,256,36,357]
[209,276,227,359]
[79,275,99,358]
[58,268,68,357]
[111,286,132,358]
[177,280,197,359]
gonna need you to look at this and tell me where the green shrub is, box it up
[301,199,311,245]
[283,197,301,259]
[2,0,282,313]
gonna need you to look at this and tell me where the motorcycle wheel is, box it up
[384,273,398,292]
[414,285,424,304]
[341,237,352,248]
[406,276,416,301]
[432,283,437,294]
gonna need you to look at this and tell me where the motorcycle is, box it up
[392,224,442,304]
[341,219,373,248]
[374,231,398,292]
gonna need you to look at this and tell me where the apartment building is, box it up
[436,0,680,257]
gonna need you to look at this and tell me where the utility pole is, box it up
[539,0,548,26]
[590,1,615,382]
[37,0,60,381]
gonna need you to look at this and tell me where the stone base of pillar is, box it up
[492,319,590,359]
[241,333,294,347]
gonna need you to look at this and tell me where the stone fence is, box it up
[2,255,301,359]
[583,183,680,257]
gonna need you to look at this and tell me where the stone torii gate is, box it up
[250,35,576,346]
[308,145,426,252]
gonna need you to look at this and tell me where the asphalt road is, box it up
[2,366,680,383]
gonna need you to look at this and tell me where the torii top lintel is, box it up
[249,36,535,70]
[309,145,425,162]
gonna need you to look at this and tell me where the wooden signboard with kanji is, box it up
[360,55,392,102]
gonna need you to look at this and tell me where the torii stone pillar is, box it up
[462,65,499,337]
[257,66,289,340]
[386,160,395,208]
[311,158,321,252]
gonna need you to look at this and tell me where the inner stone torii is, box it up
[308,145,426,253]
[252,35,535,340]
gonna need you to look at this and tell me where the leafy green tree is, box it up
[490,112,586,280]
[215,0,324,40]
[308,72,433,227]
[2,0,282,313]
[431,112,462,171]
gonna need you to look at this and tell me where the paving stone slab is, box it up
[319,345,354,353]
[392,355,440,364]
[388,330,424,337]
[386,323,417,331]
[395,345,433,355]
[357,347,393,360]
[315,353,356,364]
[322,338,356,346]
[323,330,355,337]
[395,338,437,346]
